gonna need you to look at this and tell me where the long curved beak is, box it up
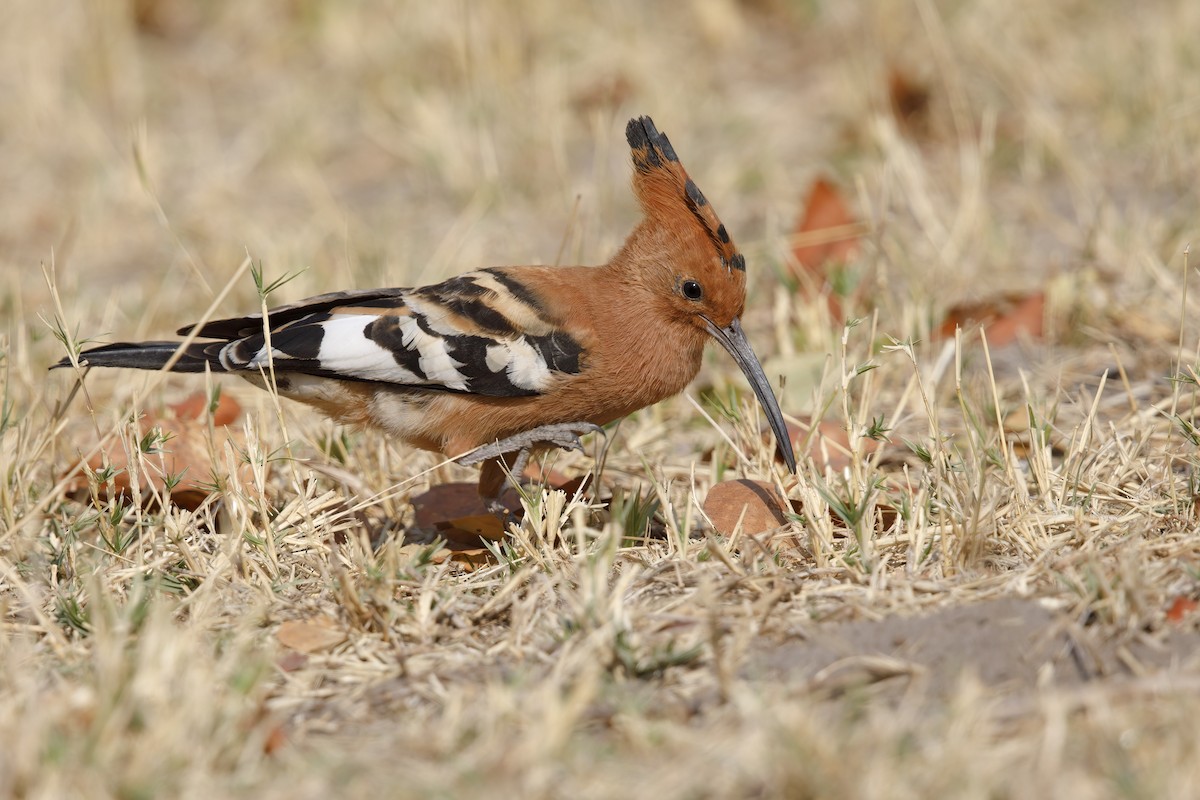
[703,317,797,473]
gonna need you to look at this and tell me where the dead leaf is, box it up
[1166,596,1198,624]
[262,722,289,755]
[64,391,253,511]
[553,474,593,498]
[779,417,880,473]
[424,544,495,571]
[523,463,592,496]
[447,548,494,570]
[275,617,347,654]
[169,391,242,426]
[874,499,900,533]
[408,488,511,570]
[938,291,1045,347]
[435,515,507,543]
[704,479,790,535]
[790,177,863,321]
[411,471,586,552]
[411,482,521,528]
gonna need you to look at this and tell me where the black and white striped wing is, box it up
[205,270,584,397]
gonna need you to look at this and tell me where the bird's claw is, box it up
[458,422,604,467]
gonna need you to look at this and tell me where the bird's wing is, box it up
[201,269,584,397]
[178,287,411,340]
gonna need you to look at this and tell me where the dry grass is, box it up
[5,1,1200,797]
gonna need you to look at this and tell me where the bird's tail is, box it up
[52,341,225,373]
[624,116,744,272]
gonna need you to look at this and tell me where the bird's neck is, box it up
[596,222,710,395]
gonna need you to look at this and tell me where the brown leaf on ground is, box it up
[873,496,900,533]
[411,483,521,528]
[704,479,790,535]
[779,417,880,473]
[412,471,586,553]
[425,543,496,571]
[446,548,495,570]
[789,177,862,321]
[169,391,242,426]
[523,463,592,496]
[435,515,507,543]
[937,291,1046,347]
[64,391,250,511]
[1166,596,1198,624]
[276,617,347,654]
[412,484,514,568]
[553,474,593,498]
[262,722,289,756]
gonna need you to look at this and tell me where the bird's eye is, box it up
[681,279,703,301]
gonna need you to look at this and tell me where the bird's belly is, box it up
[239,372,377,426]
[367,389,445,452]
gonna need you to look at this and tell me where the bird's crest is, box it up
[625,116,745,273]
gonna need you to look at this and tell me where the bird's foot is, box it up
[461,422,604,516]
[458,422,604,468]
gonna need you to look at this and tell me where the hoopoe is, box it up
[55,116,796,507]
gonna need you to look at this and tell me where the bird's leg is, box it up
[475,453,521,514]
[460,422,604,515]
[459,422,604,468]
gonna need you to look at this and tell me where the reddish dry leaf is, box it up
[412,483,480,526]
[275,617,347,654]
[169,391,242,426]
[874,500,900,533]
[435,515,507,543]
[262,722,289,756]
[703,479,790,535]
[1166,596,1198,624]
[447,548,494,570]
[938,291,1045,347]
[412,471,590,562]
[522,463,592,496]
[426,544,495,571]
[412,470,586,537]
[244,701,289,757]
[778,417,880,473]
[411,482,520,527]
[553,474,593,498]
[65,391,251,511]
[410,484,513,567]
[790,177,862,321]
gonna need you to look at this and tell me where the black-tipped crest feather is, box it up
[626,116,679,172]
[625,115,745,273]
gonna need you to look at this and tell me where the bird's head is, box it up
[622,116,796,473]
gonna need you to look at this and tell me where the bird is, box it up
[54,116,797,509]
